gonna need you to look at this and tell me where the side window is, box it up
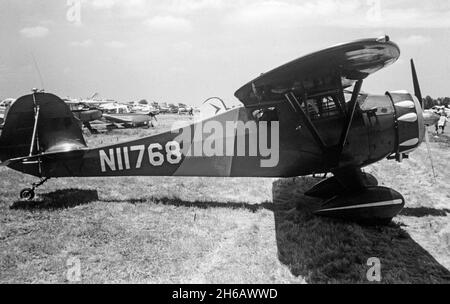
[252,107,279,122]
[302,95,342,120]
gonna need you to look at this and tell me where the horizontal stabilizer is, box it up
[0,149,87,167]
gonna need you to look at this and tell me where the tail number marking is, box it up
[100,141,181,172]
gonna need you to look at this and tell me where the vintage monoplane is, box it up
[0,36,439,224]
[63,99,103,133]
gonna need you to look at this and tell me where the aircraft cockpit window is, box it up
[302,95,342,120]
[252,107,279,122]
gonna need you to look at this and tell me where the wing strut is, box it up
[29,90,41,156]
[337,80,363,156]
[335,72,348,116]
[284,92,327,152]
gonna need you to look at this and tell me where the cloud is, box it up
[398,35,432,45]
[163,0,226,14]
[89,0,148,17]
[70,39,94,47]
[105,41,127,48]
[83,0,450,28]
[225,1,359,29]
[19,26,49,38]
[88,0,225,15]
[144,16,193,32]
[171,41,194,53]
[90,0,117,9]
[39,20,55,26]
[224,0,450,29]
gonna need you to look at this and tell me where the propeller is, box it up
[411,59,437,180]
[411,59,423,106]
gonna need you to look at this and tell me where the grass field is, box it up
[0,115,449,283]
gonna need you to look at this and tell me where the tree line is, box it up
[423,96,450,109]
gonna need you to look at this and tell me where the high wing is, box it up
[234,36,400,107]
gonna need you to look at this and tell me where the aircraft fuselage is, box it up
[8,91,423,180]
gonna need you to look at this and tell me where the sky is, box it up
[0,0,449,106]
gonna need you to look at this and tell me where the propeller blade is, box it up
[424,128,437,181]
[411,59,437,181]
[410,59,423,107]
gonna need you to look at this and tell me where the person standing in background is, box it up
[437,109,448,135]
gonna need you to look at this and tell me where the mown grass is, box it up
[0,117,449,283]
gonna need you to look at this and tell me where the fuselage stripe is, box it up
[317,199,404,212]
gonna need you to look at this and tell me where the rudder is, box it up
[0,92,87,162]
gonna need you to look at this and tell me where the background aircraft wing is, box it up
[234,36,400,107]
[102,114,134,124]
[103,114,150,125]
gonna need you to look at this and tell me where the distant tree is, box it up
[424,95,435,109]
[138,99,148,105]
[442,97,450,107]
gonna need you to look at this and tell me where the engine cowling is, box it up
[386,91,425,161]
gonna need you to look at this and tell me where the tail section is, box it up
[0,92,87,162]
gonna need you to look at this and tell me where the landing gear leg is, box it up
[19,177,50,200]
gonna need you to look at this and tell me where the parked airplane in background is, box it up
[79,92,112,106]
[0,98,16,110]
[168,103,179,113]
[129,103,159,115]
[158,102,171,114]
[177,103,193,115]
[64,100,102,133]
[99,102,129,114]
[99,102,157,128]
[0,37,440,225]
[0,98,16,126]
[431,105,450,116]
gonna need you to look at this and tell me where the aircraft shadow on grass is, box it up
[9,179,450,283]
[10,189,99,210]
[272,177,450,283]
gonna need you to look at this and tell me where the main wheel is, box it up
[20,188,35,200]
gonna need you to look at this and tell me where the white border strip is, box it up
[318,199,404,212]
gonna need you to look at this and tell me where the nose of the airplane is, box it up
[422,110,440,127]
[385,91,424,159]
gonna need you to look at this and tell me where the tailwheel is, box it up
[19,177,50,201]
[20,188,35,200]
